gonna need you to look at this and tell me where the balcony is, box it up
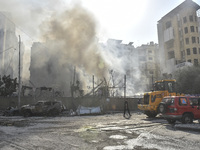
[164,27,174,42]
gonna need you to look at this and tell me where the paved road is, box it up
[0,113,200,150]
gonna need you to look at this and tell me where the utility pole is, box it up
[18,35,21,108]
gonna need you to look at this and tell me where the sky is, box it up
[77,0,200,46]
[1,0,199,47]
[0,0,200,84]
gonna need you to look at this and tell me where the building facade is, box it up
[0,12,24,79]
[136,42,160,90]
[157,0,200,74]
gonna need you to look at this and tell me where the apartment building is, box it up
[136,42,160,90]
[0,12,24,79]
[157,0,200,74]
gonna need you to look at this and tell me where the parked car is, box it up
[21,101,66,117]
[3,107,20,116]
[158,96,200,124]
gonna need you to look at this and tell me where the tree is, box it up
[174,66,200,94]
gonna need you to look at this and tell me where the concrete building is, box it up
[136,42,160,90]
[157,0,200,74]
[101,39,160,93]
[0,12,24,79]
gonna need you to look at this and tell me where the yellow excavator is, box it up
[138,79,179,117]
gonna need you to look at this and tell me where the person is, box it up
[123,100,131,119]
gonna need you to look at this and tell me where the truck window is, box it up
[162,98,174,105]
[144,94,149,104]
[179,98,187,106]
[151,95,156,103]
[155,82,164,91]
[189,98,198,106]
[164,81,175,93]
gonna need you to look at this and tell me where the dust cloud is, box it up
[30,3,108,95]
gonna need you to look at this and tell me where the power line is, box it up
[0,47,16,55]
[0,12,35,42]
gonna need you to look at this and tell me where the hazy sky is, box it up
[1,0,199,47]
[78,0,200,46]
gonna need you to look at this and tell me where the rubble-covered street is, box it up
[0,113,200,150]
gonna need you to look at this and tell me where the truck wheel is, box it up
[166,119,176,124]
[181,114,193,124]
[23,111,31,117]
[48,109,59,116]
[145,111,157,118]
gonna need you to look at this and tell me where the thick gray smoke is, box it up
[0,0,144,97]
[40,4,107,78]
[30,3,108,95]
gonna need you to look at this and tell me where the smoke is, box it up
[0,0,145,96]
[41,3,107,77]
[100,41,145,96]
[29,3,108,95]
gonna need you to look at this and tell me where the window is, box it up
[192,37,196,43]
[149,57,153,60]
[189,15,193,22]
[199,48,200,54]
[190,26,195,32]
[189,98,200,106]
[187,48,190,55]
[148,50,152,53]
[195,16,197,21]
[185,38,189,44]
[197,37,199,44]
[166,40,174,49]
[166,21,172,29]
[183,16,187,23]
[179,98,187,106]
[168,51,175,59]
[162,98,175,106]
[151,95,156,103]
[184,27,188,34]
[188,59,191,62]
[181,50,185,59]
[193,47,197,54]
[196,27,198,33]
[194,59,198,66]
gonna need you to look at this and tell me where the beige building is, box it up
[136,42,160,90]
[157,0,200,74]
